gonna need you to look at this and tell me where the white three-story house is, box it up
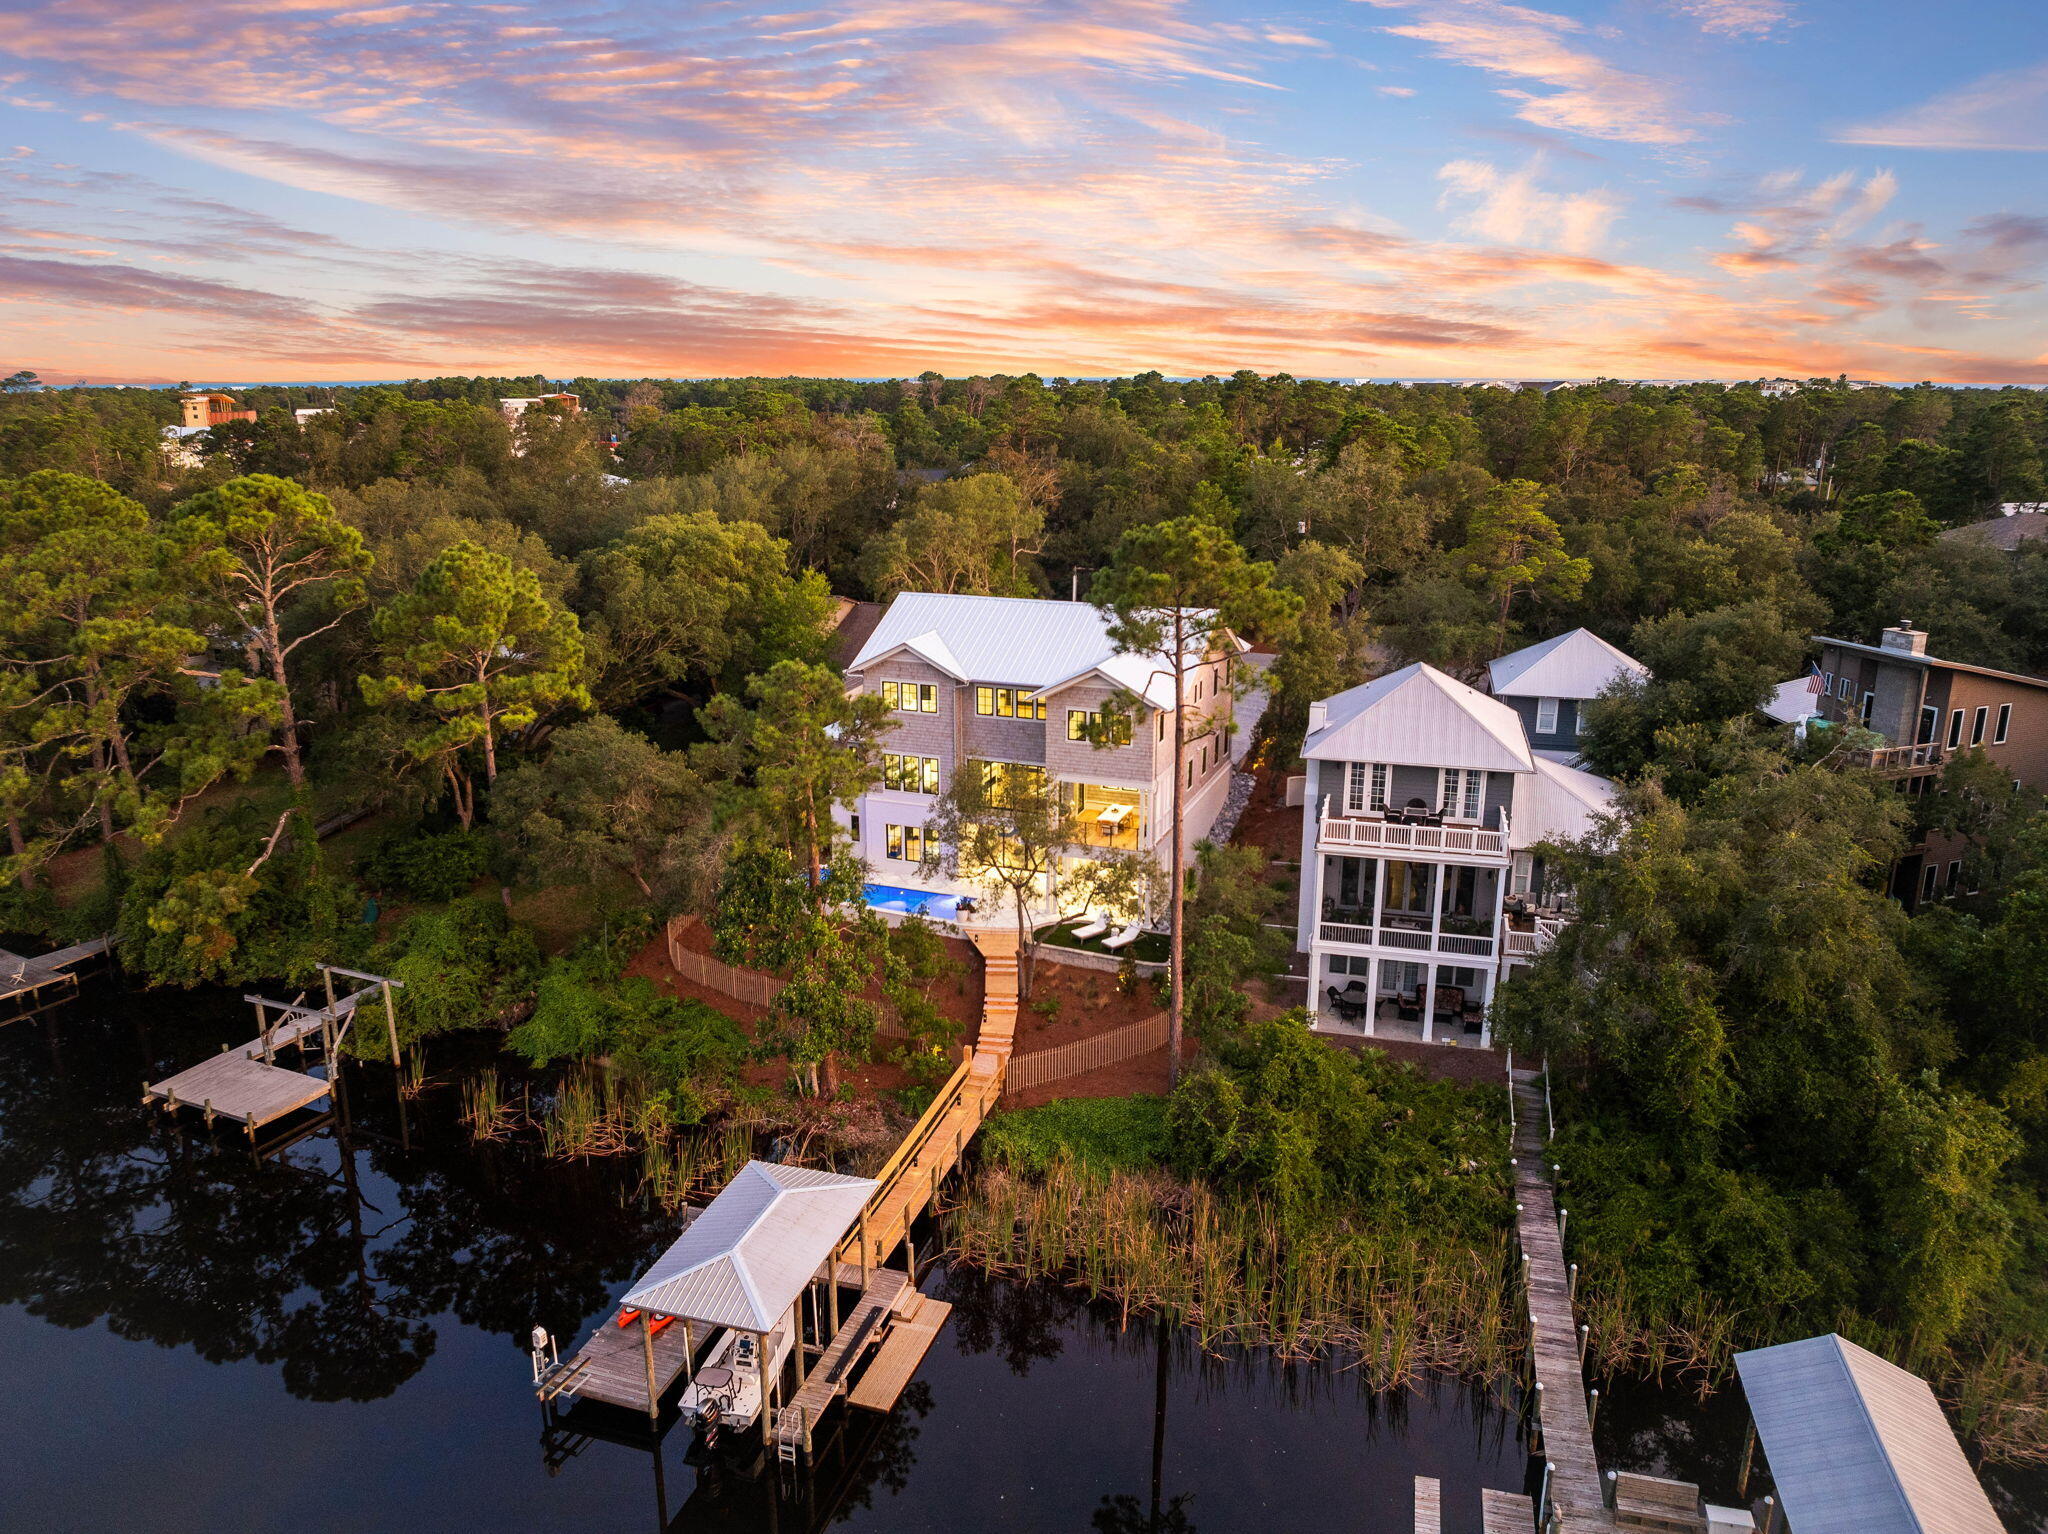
[1293,663,1615,1045]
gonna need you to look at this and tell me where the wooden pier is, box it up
[0,936,112,1015]
[145,965,401,1133]
[1511,1067,1612,1533]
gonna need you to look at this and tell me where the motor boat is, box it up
[677,1325,794,1435]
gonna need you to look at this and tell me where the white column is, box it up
[1364,955,1378,1037]
[1479,969,1493,1049]
[1371,857,1388,936]
[1422,961,1437,1043]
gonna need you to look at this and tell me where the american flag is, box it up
[1806,661,1825,696]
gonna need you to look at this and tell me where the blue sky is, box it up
[0,0,2041,383]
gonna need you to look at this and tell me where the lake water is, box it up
[3,973,2042,1533]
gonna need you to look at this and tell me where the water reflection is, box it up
[21,976,2040,1532]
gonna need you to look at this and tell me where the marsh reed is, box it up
[947,1157,1521,1385]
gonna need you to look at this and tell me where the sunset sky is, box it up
[1,0,2043,384]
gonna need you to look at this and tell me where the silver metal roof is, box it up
[1304,662,1534,774]
[622,1161,876,1333]
[1488,627,1648,700]
[848,592,1126,687]
[1736,1334,2006,1534]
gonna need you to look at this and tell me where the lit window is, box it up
[918,684,937,713]
[922,757,939,793]
[886,824,904,860]
[996,687,1014,718]
[881,681,899,709]
[975,686,993,715]
[1995,703,2011,744]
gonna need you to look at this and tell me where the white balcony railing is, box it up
[1317,922,1497,958]
[1317,800,1510,857]
[1503,917,1568,957]
[1847,742,1945,775]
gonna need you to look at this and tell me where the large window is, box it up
[882,753,940,793]
[1440,767,1483,821]
[880,680,937,714]
[1346,762,1387,812]
[1066,708,1131,745]
[1995,703,2011,744]
[971,759,1045,805]
[1972,705,1989,746]
[883,823,926,863]
[1535,697,1559,734]
[974,685,1046,720]
[1947,708,1966,749]
[1381,860,1433,915]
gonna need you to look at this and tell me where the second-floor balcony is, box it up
[1845,742,1945,776]
[1318,800,1510,859]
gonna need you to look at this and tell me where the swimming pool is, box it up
[861,882,966,921]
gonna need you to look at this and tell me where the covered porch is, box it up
[1313,952,1496,1046]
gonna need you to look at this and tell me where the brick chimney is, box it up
[1879,620,1929,656]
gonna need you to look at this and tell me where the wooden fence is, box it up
[1003,1011,1171,1094]
[663,915,909,1038]
[665,916,785,1010]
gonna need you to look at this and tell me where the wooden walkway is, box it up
[1415,1475,1442,1534]
[835,925,1016,1274]
[1511,1069,1612,1533]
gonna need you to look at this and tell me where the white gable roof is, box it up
[1512,755,1616,847]
[622,1161,875,1332]
[1489,628,1648,701]
[1304,663,1534,774]
[1737,1334,2005,1534]
[849,593,1123,688]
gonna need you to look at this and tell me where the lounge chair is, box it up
[1069,912,1109,941]
[1102,922,1143,952]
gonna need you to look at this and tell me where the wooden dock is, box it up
[1484,1488,1539,1533]
[847,1293,951,1412]
[1511,1068,1612,1533]
[1414,1476,1442,1534]
[0,936,112,1014]
[545,1311,706,1414]
[146,1051,336,1127]
[146,966,400,1132]
[772,1265,913,1455]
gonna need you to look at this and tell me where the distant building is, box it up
[293,407,335,427]
[179,391,256,429]
[1814,621,2048,905]
[1486,627,1649,760]
[1515,380,1577,394]
[1757,379,1800,397]
[1941,504,2048,552]
[159,424,208,468]
[498,393,581,422]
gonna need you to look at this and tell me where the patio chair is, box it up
[1324,987,1369,1022]
[1070,911,1109,941]
[1103,922,1143,952]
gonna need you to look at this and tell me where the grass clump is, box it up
[983,1095,1170,1174]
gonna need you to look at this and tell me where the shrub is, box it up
[355,826,493,902]
[358,897,540,1057]
[983,1095,1172,1174]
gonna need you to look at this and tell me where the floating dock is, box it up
[846,1293,951,1413]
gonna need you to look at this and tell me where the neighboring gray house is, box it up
[1486,627,1648,757]
[1294,663,1616,1046]
[841,592,1242,912]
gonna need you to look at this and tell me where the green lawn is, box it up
[1035,917,1169,965]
